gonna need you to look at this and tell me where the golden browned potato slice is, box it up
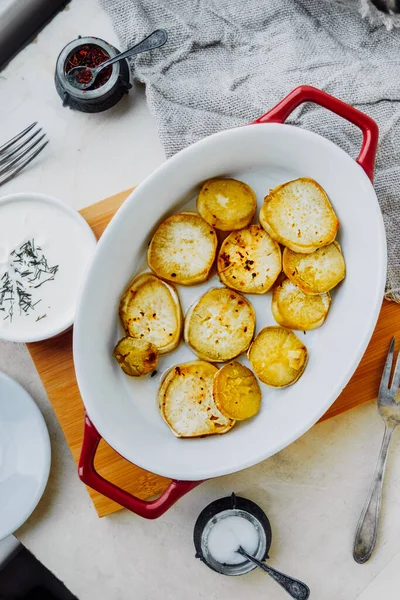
[213,361,261,420]
[260,178,339,253]
[283,241,346,294]
[159,361,235,438]
[119,273,182,354]
[248,326,308,387]
[272,278,331,330]
[217,225,281,294]
[147,212,217,285]
[114,337,158,377]
[184,287,256,362]
[197,178,257,231]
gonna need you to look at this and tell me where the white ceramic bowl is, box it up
[74,118,386,482]
[0,193,97,343]
[0,372,51,540]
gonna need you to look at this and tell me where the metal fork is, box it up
[0,123,48,187]
[353,337,400,563]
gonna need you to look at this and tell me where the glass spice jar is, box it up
[55,36,132,113]
[194,493,272,576]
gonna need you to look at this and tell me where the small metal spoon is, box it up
[236,546,310,600]
[67,29,168,90]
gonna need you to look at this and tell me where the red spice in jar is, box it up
[65,44,113,89]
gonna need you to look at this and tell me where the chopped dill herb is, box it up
[0,239,59,323]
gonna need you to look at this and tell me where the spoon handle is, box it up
[102,29,168,68]
[237,547,310,600]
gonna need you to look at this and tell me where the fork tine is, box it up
[379,337,395,392]
[390,350,400,395]
[0,134,46,177]
[0,141,48,187]
[0,128,43,167]
[0,122,38,155]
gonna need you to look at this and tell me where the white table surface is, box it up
[1,1,400,598]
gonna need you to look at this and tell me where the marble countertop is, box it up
[1,1,400,598]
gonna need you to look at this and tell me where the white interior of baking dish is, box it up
[73,123,386,481]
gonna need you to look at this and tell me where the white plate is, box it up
[74,123,386,481]
[0,372,50,540]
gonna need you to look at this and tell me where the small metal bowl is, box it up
[194,493,272,576]
[55,36,131,113]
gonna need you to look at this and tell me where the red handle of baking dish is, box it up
[78,414,202,519]
[253,85,379,182]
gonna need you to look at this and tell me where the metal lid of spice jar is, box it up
[55,36,131,113]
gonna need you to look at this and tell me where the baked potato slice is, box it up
[184,287,256,362]
[148,212,217,285]
[272,278,331,330]
[114,337,158,377]
[213,361,261,420]
[248,326,308,387]
[260,178,339,253]
[217,225,281,294]
[283,241,346,294]
[197,178,257,231]
[119,273,182,354]
[159,361,235,438]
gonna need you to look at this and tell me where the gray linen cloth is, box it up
[101,0,400,302]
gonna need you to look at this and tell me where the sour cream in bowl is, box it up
[0,193,96,343]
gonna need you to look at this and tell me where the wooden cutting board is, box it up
[27,187,400,518]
